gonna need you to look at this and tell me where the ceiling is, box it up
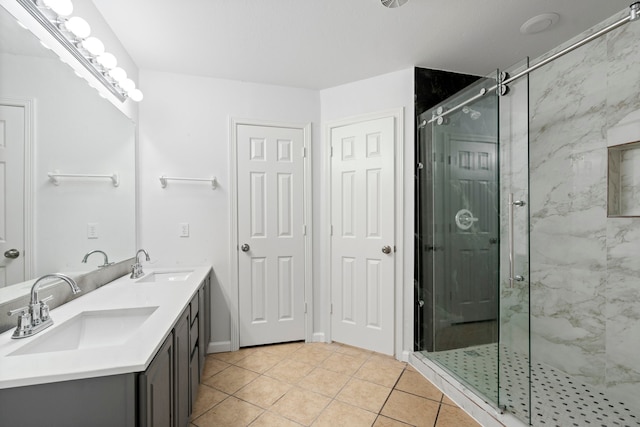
[91,0,632,90]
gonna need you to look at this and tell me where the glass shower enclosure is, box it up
[415,65,531,424]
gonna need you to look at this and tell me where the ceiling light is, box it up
[520,13,560,34]
[128,89,143,102]
[96,52,117,69]
[64,16,91,38]
[119,78,135,92]
[108,67,127,82]
[40,0,72,17]
[18,0,143,102]
[80,37,104,56]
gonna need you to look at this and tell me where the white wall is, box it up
[320,68,415,356]
[138,70,320,349]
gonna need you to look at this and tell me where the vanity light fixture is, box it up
[18,0,143,103]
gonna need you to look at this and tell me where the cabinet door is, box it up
[175,308,191,427]
[139,333,174,427]
[199,275,211,376]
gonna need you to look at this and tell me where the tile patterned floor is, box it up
[189,342,480,427]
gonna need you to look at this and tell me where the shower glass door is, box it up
[416,66,531,423]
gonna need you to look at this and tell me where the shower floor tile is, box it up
[426,344,640,426]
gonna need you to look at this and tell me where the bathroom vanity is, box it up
[0,266,211,427]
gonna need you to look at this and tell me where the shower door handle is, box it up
[508,193,526,288]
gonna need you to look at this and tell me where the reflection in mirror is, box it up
[0,4,135,299]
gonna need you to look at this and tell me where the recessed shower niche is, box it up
[608,141,640,217]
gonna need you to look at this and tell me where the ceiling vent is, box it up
[381,0,409,8]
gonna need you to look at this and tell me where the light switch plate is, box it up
[87,223,99,239]
[179,223,190,237]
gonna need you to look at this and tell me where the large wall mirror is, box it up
[0,3,136,300]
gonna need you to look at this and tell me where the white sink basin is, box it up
[136,271,193,283]
[9,306,158,356]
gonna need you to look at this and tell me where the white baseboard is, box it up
[207,340,231,353]
[312,332,326,343]
[399,350,411,362]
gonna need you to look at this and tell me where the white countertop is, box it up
[0,265,212,390]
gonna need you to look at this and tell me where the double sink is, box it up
[6,269,194,357]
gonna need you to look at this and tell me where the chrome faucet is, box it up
[81,250,114,268]
[8,273,81,339]
[130,249,150,279]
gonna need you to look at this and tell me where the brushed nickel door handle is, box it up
[382,245,392,254]
[4,249,19,259]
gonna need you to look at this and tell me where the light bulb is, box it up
[65,16,91,39]
[42,0,73,16]
[108,67,127,82]
[120,78,135,92]
[128,89,144,102]
[96,52,117,69]
[80,37,104,56]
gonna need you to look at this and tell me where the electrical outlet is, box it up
[87,223,99,239]
[179,223,190,237]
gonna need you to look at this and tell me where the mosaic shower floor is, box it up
[426,344,640,427]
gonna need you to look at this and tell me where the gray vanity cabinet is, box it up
[174,308,191,427]
[0,272,211,427]
[139,332,174,427]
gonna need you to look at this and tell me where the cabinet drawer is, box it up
[190,318,199,354]
[190,292,199,324]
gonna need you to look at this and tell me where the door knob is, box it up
[241,244,250,252]
[382,245,392,254]
[4,249,19,259]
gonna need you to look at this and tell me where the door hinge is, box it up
[304,302,308,313]
[330,146,334,157]
[330,225,333,236]
[303,225,307,235]
[302,147,307,158]
[330,303,333,314]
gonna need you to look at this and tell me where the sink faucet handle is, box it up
[8,305,30,317]
[40,295,54,304]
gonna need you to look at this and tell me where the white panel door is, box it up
[330,116,395,355]
[237,124,306,347]
[0,105,25,287]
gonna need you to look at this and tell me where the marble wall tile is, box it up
[605,218,640,412]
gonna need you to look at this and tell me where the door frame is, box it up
[324,108,404,357]
[0,98,34,282]
[229,118,313,351]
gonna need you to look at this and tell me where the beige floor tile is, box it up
[435,404,480,427]
[306,342,342,352]
[210,348,256,364]
[441,395,457,407]
[236,375,292,409]
[395,370,443,402]
[271,387,331,426]
[250,411,304,427]
[368,354,407,371]
[334,343,373,359]
[297,367,350,398]
[265,358,315,384]
[190,384,229,419]
[320,352,367,376]
[193,396,263,427]
[202,357,231,380]
[312,400,377,427]
[373,416,413,426]
[260,342,305,356]
[336,378,392,413]
[380,390,440,427]
[235,351,285,374]
[354,359,404,388]
[204,365,260,394]
[291,346,333,366]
